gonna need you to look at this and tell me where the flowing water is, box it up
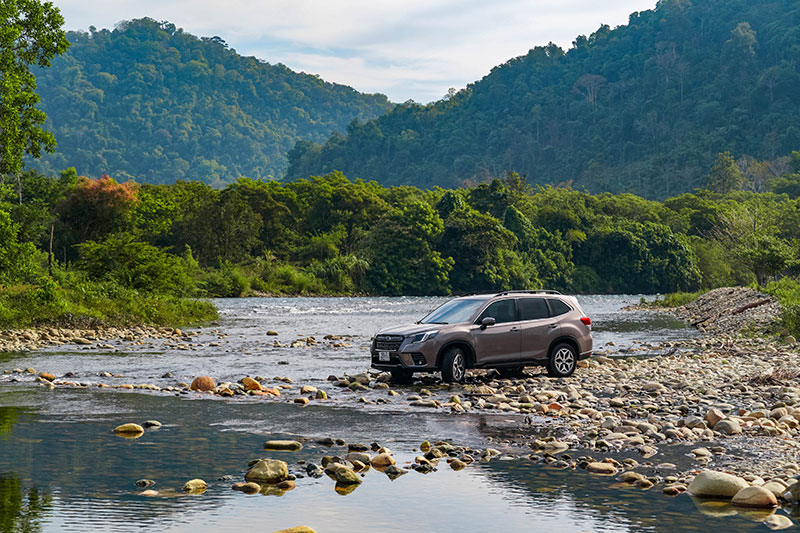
[0,296,793,532]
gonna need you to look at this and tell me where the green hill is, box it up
[287,0,800,198]
[29,18,393,185]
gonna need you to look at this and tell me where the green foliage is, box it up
[704,152,745,193]
[28,18,392,185]
[76,234,198,296]
[764,278,800,337]
[288,0,800,199]
[0,209,40,285]
[650,290,709,308]
[0,0,69,175]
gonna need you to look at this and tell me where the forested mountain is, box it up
[29,18,393,186]
[288,0,800,199]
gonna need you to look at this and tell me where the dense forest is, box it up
[288,0,800,199]
[27,18,393,186]
[2,160,800,331]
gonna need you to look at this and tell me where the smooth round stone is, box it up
[732,486,778,509]
[264,440,303,452]
[689,470,749,498]
[113,423,144,436]
[183,479,207,494]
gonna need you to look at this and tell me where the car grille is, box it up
[374,334,403,352]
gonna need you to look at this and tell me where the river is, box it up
[0,296,790,532]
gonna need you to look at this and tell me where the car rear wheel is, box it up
[390,368,414,384]
[546,343,577,378]
[441,347,467,383]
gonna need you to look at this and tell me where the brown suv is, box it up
[371,291,592,383]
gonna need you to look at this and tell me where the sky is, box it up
[54,0,657,103]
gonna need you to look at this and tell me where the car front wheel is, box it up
[546,343,577,378]
[441,347,467,383]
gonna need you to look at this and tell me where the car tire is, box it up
[441,347,467,383]
[546,343,577,378]
[390,368,414,384]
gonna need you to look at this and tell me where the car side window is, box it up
[476,299,517,324]
[518,298,549,320]
[547,299,572,316]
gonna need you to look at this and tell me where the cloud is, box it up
[54,0,657,102]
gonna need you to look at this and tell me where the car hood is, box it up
[376,324,448,337]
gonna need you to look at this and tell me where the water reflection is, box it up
[0,387,792,532]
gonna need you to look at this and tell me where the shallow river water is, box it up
[0,296,794,532]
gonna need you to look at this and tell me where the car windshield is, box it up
[420,299,486,324]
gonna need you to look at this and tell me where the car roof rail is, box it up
[494,289,563,296]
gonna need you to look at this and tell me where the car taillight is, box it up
[580,317,591,326]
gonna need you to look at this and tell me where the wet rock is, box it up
[663,484,687,496]
[232,482,261,494]
[113,423,144,436]
[326,464,362,485]
[371,453,395,468]
[266,330,279,336]
[586,462,617,475]
[38,372,56,381]
[142,420,162,429]
[449,459,467,471]
[347,443,369,452]
[276,480,296,491]
[190,376,215,392]
[294,397,309,406]
[245,459,289,484]
[315,389,328,400]
[619,471,646,483]
[732,486,778,508]
[272,527,316,533]
[306,464,324,478]
[139,489,159,496]
[345,452,371,465]
[242,377,262,391]
[135,479,155,488]
[384,465,407,479]
[762,481,787,500]
[183,479,207,494]
[688,470,749,498]
[264,440,303,452]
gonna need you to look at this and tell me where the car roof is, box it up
[455,290,564,300]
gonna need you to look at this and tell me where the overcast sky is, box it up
[54,0,657,103]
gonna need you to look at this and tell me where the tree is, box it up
[0,208,39,285]
[0,0,69,175]
[704,152,745,193]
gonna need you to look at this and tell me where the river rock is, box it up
[183,479,207,493]
[714,419,742,435]
[245,459,289,484]
[232,482,261,494]
[113,423,144,435]
[272,527,316,533]
[135,479,155,488]
[371,453,395,468]
[586,462,617,475]
[38,372,56,381]
[264,440,303,452]
[142,420,162,428]
[276,480,296,490]
[326,464,362,485]
[732,486,778,508]
[190,376,215,392]
[384,465,407,479]
[704,408,726,428]
[346,452,371,465]
[242,377,262,391]
[688,470,749,498]
[449,459,467,470]
[761,481,787,499]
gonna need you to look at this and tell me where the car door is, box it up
[471,298,520,365]
[518,297,558,361]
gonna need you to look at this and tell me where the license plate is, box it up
[378,351,390,362]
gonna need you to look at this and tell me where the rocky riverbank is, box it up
[0,325,194,352]
[672,287,783,336]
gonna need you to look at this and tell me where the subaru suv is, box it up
[370,291,592,383]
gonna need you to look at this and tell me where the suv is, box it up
[370,291,592,383]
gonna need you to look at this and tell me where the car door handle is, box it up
[548,323,558,329]
[510,327,519,332]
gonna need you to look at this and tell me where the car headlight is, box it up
[410,331,439,343]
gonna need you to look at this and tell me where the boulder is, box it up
[232,482,261,494]
[245,459,289,484]
[264,440,303,452]
[183,479,207,493]
[142,420,162,428]
[704,408,726,428]
[688,470,749,498]
[761,481,787,500]
[586,462,617,475]
[38,372,56,381]
[327,464,361,485]
[732,486,778,508]
[242,377,262,391]
[113,423,144,436]
[714,419,742,435]
[371,453,395,468]
[763,515,795,530]
[345,452,371,465]
[190,376,215,392]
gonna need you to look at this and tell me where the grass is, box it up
[763,278,800,338]
[0,280,217,329]
[646,289,709,308]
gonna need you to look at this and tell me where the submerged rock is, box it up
[232,482,261,494]
[183,479,207,494]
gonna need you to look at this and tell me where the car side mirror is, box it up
[480,317,496,330]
